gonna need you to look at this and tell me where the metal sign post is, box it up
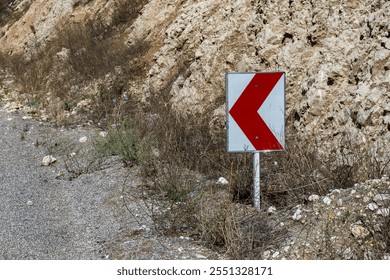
[253,151,261,210]
[226,72,285,211]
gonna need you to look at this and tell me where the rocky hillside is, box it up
[1,0,389,159]
[1,0,390,260]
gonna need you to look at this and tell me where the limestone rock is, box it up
[323,196,332,206]
[373,194,390,206]
[267,206,277,214]
[367,203,379,211]
[79,136,88,143]
[351,224,370,239]
[377,208,390,217]
[292,208,302,221]
[216,177,229,185]
[42,155,57,166]
[308,194,320,202]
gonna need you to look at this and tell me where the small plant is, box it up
[93,119,154,166]
[19,124,29,141]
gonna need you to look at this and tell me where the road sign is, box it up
[226,72,285,152]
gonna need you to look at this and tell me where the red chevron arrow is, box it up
[229,73,284,151]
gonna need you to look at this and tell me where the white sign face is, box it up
[226,72,285,152]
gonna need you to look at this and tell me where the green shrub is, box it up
[93,119,154,166]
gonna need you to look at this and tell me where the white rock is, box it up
[139,225,150,232]
[373,193,390,206]
[226,53,235,64]
[27,200,33,206]
[292,208,302,221]
[263,250,271,259]
[343,247,354,260]
[216,177,229,185]
[99,131,108,137]
[367,203,379,211]
[267,206,277,214]
[152,148,160,157]
[337,198,343,206]
[79,136,88,143]
[323,196,332,205]
[56,170,65,177]
[377,208,390,217]
[308,194,320,201]
[41,155,57,166]
[195,254,207,259]
[272,251,280,258]
[351,224,370,239]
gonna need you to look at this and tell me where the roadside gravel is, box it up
[0,104,221,260]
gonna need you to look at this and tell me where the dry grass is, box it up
[2,0,390,260]
[0,0,31,28]
[0,0,149,125]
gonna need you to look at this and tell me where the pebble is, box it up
[373,193,390,206]
[263,250,271,259]
[351,224,370,239]
[41,155,57,166]
[195,253,207,259]
[99,131,108,137]
[267,206,277,214]
[323,196,332,205]
[367,203,379,211]
[27,200,33,206]
[308,194,320,202]
[376,208,390,217]
[292,208,302,221]
[55,171,64,179]
[343,247,353,259]
[79,136,88,143]
[139,225,150,232]
[216,177,229,185]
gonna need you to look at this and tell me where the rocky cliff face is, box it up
[1,0,390,163]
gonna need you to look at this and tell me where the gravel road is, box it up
[0,105,220,260]
[0,105,133,259]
